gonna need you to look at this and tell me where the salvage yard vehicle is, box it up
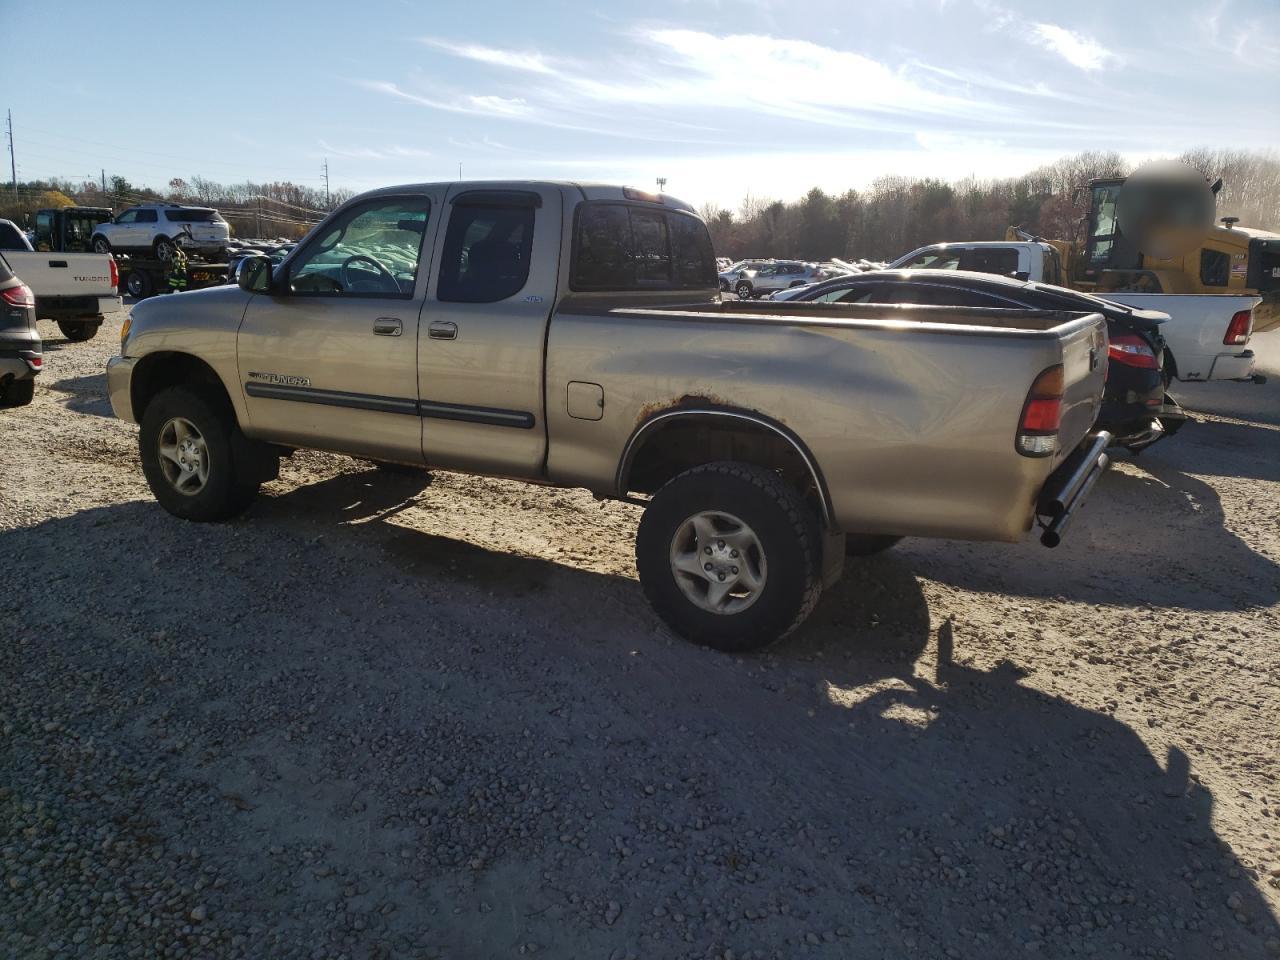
[106,181,1112,651]
[91,203,231,262]
[0,254,42,407]
[0,218,122,341]
[733,261,829,299]
[790,269,1183,452]
[32,205,113,253]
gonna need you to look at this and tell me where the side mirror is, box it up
[237,255,274,294]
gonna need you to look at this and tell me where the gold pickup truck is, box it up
[106,181,1111,651]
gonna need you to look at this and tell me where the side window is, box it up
[35,213,53,248]
[880,284,1010,307]
[437,199,536,303]
[115,210,137,224]
[571,203,715,291]
[289,196,431,297]
[810,285,876,303]
[961,248,1020,276]
[902,250,962,270]
[1200,248,1229,286]
[135,209,158,223]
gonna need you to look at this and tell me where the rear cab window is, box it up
[571,203,715,291]
[165,208,225,223]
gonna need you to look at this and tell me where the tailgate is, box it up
[3,251,115,297]
[1054,311,1108,462]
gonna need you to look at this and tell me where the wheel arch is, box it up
[130,351,235,424]
[617,407,834,528]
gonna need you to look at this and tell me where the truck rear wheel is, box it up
[139,386,263,521]
[57,320,98,342]
[636,462,823,652]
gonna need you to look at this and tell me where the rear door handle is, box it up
[428,321,458,341]
[372,317,402,337]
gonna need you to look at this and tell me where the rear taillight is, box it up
[1107,332,1159,369]
[1224,310,1252,346]
[1017,364,1064,457]
[109,257,119,292]
[1,283,34,308]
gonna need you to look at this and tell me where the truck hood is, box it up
[127,284,252,354]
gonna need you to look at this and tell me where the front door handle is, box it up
[428,321,458,341]
[373,317,402,337]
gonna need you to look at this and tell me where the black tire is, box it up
[636,462,823,652]
[91,235,112,255]
[735,280,753,300]
[1,378,35,408]
[126,269,153,299]
[139,385,262,521]
[845,534,903,557]
[154,236,177,263]
[56,320,98,342]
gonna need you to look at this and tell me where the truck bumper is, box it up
[1036,431,1112,547]
[1206,350,1257,382]
[106,355,138,423]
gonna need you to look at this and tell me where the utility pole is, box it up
[101,168,106,193]
[6,110,15,198]
[322,158,330,209]
[656,177,667,194]
[256,196,262,238]
[458,161,462,181]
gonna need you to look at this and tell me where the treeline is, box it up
[700,148,1280,262]
[0,175,356,240]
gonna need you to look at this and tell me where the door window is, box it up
[134,209,158,223]
[288,197,431,297]
[437,198,536,303]
[115,210,138,224]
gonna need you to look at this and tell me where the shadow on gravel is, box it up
[914,453,1279,612]
[45,372,114,418]
[5,496,1278,957]
[1148,417,1280,483]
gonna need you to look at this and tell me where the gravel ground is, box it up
[2,307,1278,960]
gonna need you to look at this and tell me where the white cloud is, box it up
[418,39,557,76]
[1030,23,1115,71]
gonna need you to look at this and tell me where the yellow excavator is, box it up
[1007,176,1280,334]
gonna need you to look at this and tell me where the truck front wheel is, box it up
[636,462,823,652]
[139,386,264,521]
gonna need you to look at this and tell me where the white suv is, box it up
[91,204,230,261]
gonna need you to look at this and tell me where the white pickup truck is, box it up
[889,241,1266,385]
[0,219,122,341]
